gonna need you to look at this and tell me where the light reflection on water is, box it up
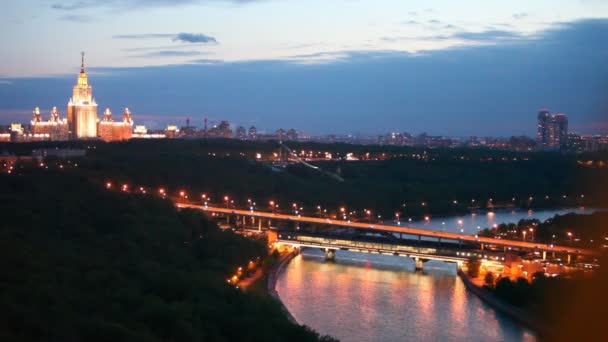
[276,249,537,342]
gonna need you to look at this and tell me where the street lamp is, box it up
[529,228,534,242]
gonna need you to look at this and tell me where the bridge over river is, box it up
[176,203,598,262]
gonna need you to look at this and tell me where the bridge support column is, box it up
[481,243,484,251]
[226,214,230,225]
[542,251,546,260]
[325,249,336,261]
[268,219,272,228]
[567,254,571,264]
[242,215,246,226]
[258,218,262,231]
[414,258,426,271]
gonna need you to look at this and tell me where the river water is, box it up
[275,208,598,342]
[399,207,596,235]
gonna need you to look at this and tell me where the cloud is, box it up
[132,50,205,58]
[173,33,217,44]
[190,59,224,64]
[451,29,525,42]
[51,1,95,11]
[113,33,175,39]
[123,43,210,52]
[513,13,528,20]
[428,19,441,24]
[114,32,217,44]
[58,14,93,22]
[50,0,259,11]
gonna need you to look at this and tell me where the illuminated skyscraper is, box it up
[537,109,568,149]
[67,52,98,139]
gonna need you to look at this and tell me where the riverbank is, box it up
[457,269,547,338]
[268,250,299,324]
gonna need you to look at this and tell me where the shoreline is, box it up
[457,269,547,338]
[267,250,299,324]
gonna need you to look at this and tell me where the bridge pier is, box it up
[325,248,336,261]
[414,257,428,271]
[258,218,262,231]
[542,251,546,260]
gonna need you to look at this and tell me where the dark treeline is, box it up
[2,139,607,219]
[484,265,608,341]
[32,139,608,219]
[0,171,335,341]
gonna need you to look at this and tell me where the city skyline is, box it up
[0,1,607,136]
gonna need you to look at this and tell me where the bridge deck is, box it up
[276,234,507,263]
[176,203,597,256]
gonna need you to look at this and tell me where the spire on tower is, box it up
[80,51,85,73]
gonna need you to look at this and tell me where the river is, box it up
[275,207,598,341]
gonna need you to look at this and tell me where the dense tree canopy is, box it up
[0,171,333,341]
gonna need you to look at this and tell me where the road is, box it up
[176,203,598,256]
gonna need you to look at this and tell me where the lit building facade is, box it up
[236,126,247,139]
[248,126,257,140]
[31,106,69,141]
[97,108,134,142]
[537,109,568,149]
[67,53,99,139]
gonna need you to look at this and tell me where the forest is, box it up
[0,170,335,342]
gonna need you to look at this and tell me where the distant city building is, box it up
[165,125,180,138]
[537,109,568,149]
[286,128,298,141]
[248,126,257,140]
[180,117,198,137]
[9,123,49,142]
[32,148,87,159]
[97,108,134,142]
[276,128,285,140]
[133,125,148,135]
[508,136,535,151]
[12,53,138,143]
[236,126,247,140]
[379,132,411,146]
[31,106,69,141]
[207,121,233,138]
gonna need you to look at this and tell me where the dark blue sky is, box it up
[0,19,606,136]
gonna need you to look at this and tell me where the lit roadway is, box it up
[176,203,598,256]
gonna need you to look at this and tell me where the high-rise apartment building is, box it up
[537,109,568,149]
